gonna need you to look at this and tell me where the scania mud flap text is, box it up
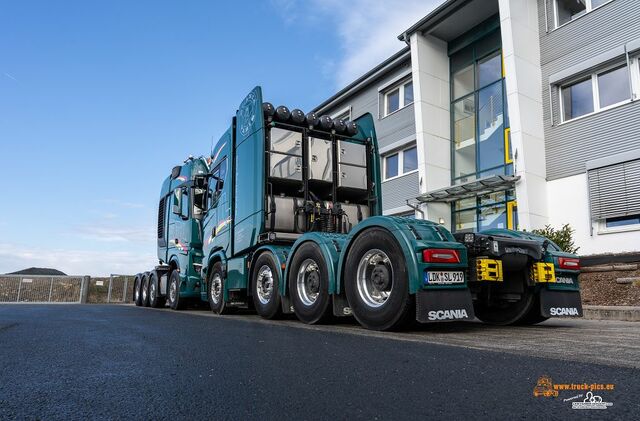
[539,289,583,318]
[416,289,475,323]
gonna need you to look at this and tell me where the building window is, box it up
[331,106,351,122]
[554,0,612,28]
[560,63,631,123]
[605,214,640,228]
[450,32,511,183]
[382,78,413,117]
[452,190,517,233]
[383,144,418,180]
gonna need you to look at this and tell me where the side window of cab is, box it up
[209,158,227,210]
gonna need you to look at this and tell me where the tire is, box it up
[133,274,143,306]
[141,273,151,307]
[516,292,549,325]
[167,270,186,310]
[289,242,332,324]
[208,262,234,314]
[344,228,414,331]
[473,271,536,325]
[251,252,282,319]
[148,272,166,308]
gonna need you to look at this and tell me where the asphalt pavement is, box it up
[0,304,638,420]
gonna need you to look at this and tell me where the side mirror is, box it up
[216,178,224,191]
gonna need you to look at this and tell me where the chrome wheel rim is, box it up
[256,265,274,305]
[210,273,222,305]
[134,282,140,301]
[296,259,320,307]
[170,279,177,303]
[149,282,156,302]
[356,249,393,308]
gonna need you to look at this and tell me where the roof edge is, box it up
[397,0,468,41]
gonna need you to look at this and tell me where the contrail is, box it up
[3,73,18,81]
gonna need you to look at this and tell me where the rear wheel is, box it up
[168,270,186,310]
[473,271,536,325]
[251,253,282,319]
[141,273,151,307]
[289,242,332,324]
[208,262,234,314]
[133,274,142,306]
[148,272,166,308]
[344,228,413,331]
[516,292,549,325]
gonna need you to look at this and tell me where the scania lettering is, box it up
[427,309,469,321]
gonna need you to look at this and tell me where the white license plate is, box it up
[425,271,465,285]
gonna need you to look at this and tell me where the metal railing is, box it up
[0,274,135,304]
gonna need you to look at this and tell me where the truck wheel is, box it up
[516,293,549,325]
[289,242,332,324]
[148,272,166,308]
[251,252,282,319]
[208,262,234,314]
[344,228,413,331]
[133,274,143,306]
[141,273,151,307]
[168,270,186,310]
[474,272,535,325]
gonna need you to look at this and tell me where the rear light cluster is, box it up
[558,257,580,270]
[422,249,460,263]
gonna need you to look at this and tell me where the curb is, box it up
[582,305,640,322]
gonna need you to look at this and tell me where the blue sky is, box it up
[0,0,440,275]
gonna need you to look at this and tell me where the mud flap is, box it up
[416,289,475,323]
[540,289,583,317]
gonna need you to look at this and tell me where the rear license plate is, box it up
[425,271,465,285]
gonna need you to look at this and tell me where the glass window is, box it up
[605,214,640,228]
[385,153,398,179]
[404,81,414,105]
[455,196,477,211]
[453,97,476,180]
[403,147,417,172]
[455,209,476,233]
[478,82,505,172]
[479,204,507,230]
[598,66,630,108]
[180,188,189,217]
[562,77,593,121]
[556,0,586,26]
[477,53,502,88]
[386,89,400,114]
[453,65,474,99]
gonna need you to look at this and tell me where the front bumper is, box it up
[416,288,475,323]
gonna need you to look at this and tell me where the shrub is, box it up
[531,224,579,254]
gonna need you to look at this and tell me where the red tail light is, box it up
[423,249,460,263]
[558,257,580,270]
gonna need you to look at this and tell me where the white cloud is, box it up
[273,0,444,88]
[0,243,156,277]
[76,225,155,243]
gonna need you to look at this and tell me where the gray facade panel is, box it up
[381,172,420,212]
[538,0,640,180]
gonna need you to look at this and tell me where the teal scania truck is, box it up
[133,86,582,330]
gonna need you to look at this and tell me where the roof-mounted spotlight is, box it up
[318,115,333,131]
[345,121,358,136]
[262,102,275,121]
[333,119,346,133]
[275,105,291,121]
[290,109,305,124]
[305,112,319,128]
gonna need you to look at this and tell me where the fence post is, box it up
[107,275,113,303]
[48,277,54,302]
[123,276,129,302]
[80,276,90,304]
[16,278,22,302]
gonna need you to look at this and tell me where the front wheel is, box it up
[251,253,282,319]
[208,263,234,314]
[289,242,332,324]
[344,228,413,331]
[167,270,186,310]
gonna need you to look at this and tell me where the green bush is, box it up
[531,224,579,254]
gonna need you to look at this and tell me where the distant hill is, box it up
[6,267,68,276]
